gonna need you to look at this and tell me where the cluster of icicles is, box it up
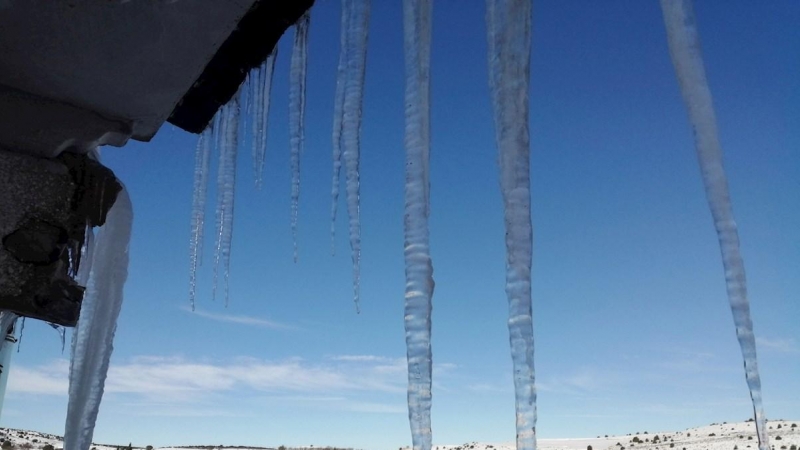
[24,1,767,450]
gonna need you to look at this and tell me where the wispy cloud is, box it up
[181,306,298,330]
[9,354,407,400]
[7,360,69,395]
[756,336,799,354]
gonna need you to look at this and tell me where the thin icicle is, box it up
[71,228,95,358]
[252,51,278,189]
[289,12,310,262]
[660,1,769,448]
[64,188,133,450]
[330,0,350,254]
[212,96,241,307]
[189,127,213,310]
[341,0,370,312]
[249,67,263,184]
[402,1,433,449]
[486,1,536,449]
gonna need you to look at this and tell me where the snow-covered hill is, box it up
[1,420,797,450]
[417,420,799,450]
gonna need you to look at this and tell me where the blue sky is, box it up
[4,2,798,449]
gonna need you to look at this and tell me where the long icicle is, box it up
[250,66,264,186]
[660,1,769,448]
[330,0,350,253]
[486,1,536,449]
[402,1,433,449]
[253,51,278,190]
[289,12,311,262]
[189,127,213,310]
[64,188,133,450]
[212,96,241,306]
[341,0,371,312]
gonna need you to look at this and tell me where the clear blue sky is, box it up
[4,2,798,449]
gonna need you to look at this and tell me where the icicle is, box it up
[486,1,536,449]
[289,12,310,263]
[252,51,278,190]
[212,96,241,307]
[660,1,769,448]
[64,188,133,450]
[340,0,370,312]
[330,0,350,254]
[189,127,213,310]
[1,314,20,353]
[47,323,67,353]
[71,228,95,358]
[402,1,433,449]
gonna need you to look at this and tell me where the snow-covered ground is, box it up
[1,420,798,450]
[416,420,800,450]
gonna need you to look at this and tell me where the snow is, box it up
[211,97,241,307]
[402,1,434,450]
[486,1,536,449]
[64,188,133,450]
[660,2,768,449]
[4,420,798,450]
[289,12,311,263]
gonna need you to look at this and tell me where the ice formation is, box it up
[251,51,277,190]
[189,127,212,310]
[330,2,348,253]
[289,12,311,262]
[402,0,433,449]
[212,97,242,306]
[660,1,769,449]
[486,1,537,449]
[330,0,371,310]
[64,189,133,450]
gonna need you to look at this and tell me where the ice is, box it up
[402,0,433,449]
[660,2,769,449]
[189,127,212,310]
[212,96,241,307]
[64,188,133,450]
[486,1,537,449]
[328,0,372,310]
[289,12,311,262]
[252,51,277,190]
[330,0,348,253]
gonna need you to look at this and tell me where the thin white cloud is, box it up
[181,307,298,330]
[9,354,407,399]
[6,360,69,395]
[756,336,799,354]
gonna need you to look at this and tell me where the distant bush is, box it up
[146,446,153,450]
[709,434,716,437]
[789,445,797,450]
[775,436,782,441]
[748,437,753,440]
[20,445,32,450]
[42,445,55,450]
[3,441,13,449]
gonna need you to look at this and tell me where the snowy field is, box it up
[1,420,798,450]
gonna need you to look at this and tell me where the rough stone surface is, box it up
[0,148,118,326]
